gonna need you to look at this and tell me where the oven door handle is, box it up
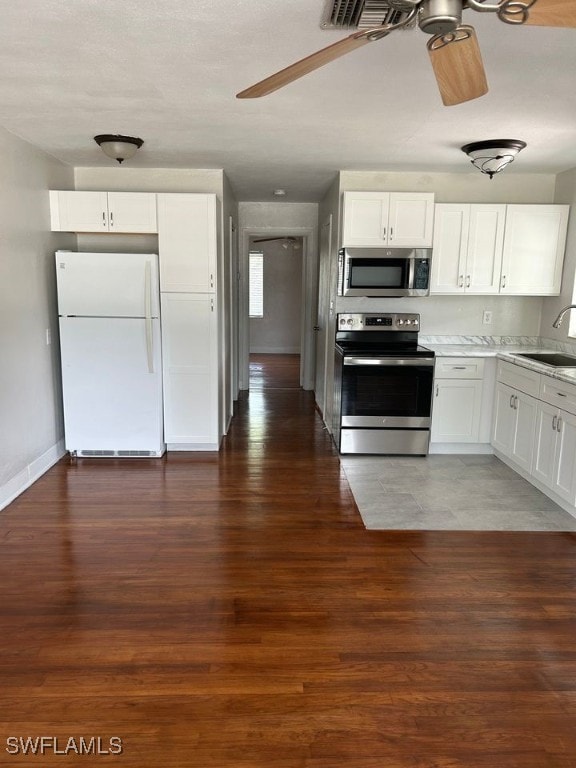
[343,357,435,367]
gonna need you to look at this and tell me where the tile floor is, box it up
[340,454,576,531]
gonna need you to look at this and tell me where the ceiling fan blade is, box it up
[524,0,576,27]
[236,29,386,99]
[427,26,488,106]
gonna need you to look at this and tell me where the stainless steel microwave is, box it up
[338,247,432,297]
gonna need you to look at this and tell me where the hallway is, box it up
[1,357,576,767]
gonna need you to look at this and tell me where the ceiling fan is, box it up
[237,0,576,106]
[253,236,302,249]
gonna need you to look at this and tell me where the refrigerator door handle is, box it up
[144,261,154,374]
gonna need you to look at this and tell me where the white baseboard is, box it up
[167,441,221,451]
[0,439,66,512]
[249,347,300,354]
[429,443,494,455]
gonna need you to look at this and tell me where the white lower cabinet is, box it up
[492,360,576,514]
[430,357,494,452]
[491,382,537,473]
[432,379,483,443]
[161,292,219,449]
[532,403,576,504]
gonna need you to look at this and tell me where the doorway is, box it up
[239,227,317,392]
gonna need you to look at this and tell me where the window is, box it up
[249,251,264,318]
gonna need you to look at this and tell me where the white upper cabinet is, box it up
[49,190,157,233]
[157,193,218,293]
[342,192,434,248]
[500,205,569,295]
[431,204,506,294]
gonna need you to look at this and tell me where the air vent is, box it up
[322,0,415,29]
[77,449,159,458]
[78,450,115,457]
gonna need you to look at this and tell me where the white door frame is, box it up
[239,227,316,391]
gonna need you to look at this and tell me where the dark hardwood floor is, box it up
[1,353,576,766]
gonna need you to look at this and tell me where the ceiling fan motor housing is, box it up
[418,0,462,35]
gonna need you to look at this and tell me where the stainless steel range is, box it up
[333,312,435,455]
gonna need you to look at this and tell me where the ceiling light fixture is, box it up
[461,139,527,179]
[94,134,144,164]
[273,189,286,197]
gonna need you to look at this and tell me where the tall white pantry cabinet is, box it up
[158,193,221,450]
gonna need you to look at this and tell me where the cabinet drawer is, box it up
[497,361,541,397]
[540,376,576,416]
[435,357,485,379]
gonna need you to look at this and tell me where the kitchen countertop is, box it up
[425,342,576,385]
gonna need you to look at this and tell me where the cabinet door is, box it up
[510,390,537,472]
[157,193,217,292]
[532,401,559,487]
[431,379,483,443]
[107,192,157,233]
[501,205,569,295]
[552,409,576,504]
[492,383,515,456]
[161,293,218,445]
[341,192,389,246]
[430,204,468,294]
[49,191,109,232]
[466,205,506,294]
[388,193,435,247]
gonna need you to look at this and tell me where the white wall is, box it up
[0,127,74,510]
[339,171,557,204]
[249,238,303,353]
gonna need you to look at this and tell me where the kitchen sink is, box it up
[515,352,576,367]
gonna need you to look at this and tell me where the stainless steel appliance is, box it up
[338,247,432,297]
[333,312,435,455]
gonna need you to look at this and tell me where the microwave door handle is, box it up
[407,257,415,290]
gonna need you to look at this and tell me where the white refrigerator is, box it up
[56,251,165,457]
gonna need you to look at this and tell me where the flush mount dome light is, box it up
[461,139,527,179]
[94,134,144,164]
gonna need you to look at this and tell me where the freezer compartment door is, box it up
[59,317,164,454]
[56,252,160,318]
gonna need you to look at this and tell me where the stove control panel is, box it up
[337,313,420,331]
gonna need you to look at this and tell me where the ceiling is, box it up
[1,0,575,202]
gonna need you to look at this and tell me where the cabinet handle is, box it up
[466,275,471,288]
[210,273,214,288]
[501,275,506,288]
[210,298,214,313]
[383,227,387,238]
[514,395,519,410]
[435,384,439,397]
[389,227,393,240]
[553,415,558,431]
[557,417,562,433]
[458,275,464,288]
[556,392,567,397]
[110,211,114,228]
[452,366,467,370]
[510,394,515,408]
[102,211,106,228]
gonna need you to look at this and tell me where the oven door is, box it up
[340,356,434,428]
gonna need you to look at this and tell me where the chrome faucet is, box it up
[552,305,576,329]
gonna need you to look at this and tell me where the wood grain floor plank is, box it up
[1,354,575,766]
